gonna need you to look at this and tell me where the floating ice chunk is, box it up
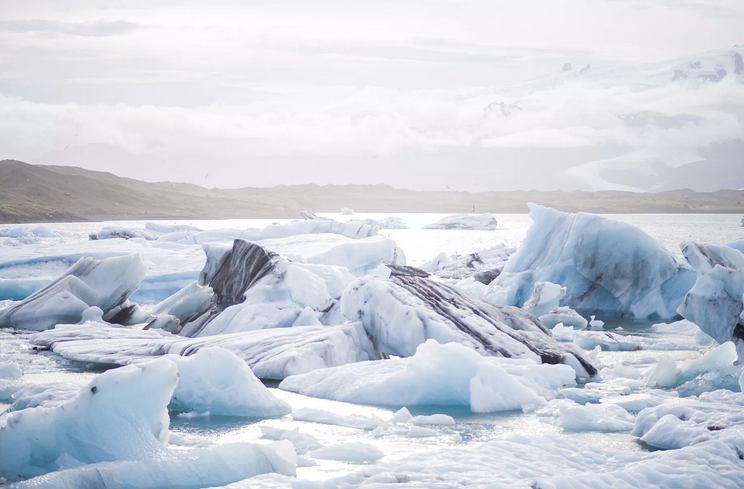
[641,414,709,449]
[11,441,296,489]
[522,282,566,317]
[280,340,576,412]
[292,408,382,430]
[340,207,354,215]
[729,240,744,254]
[392,407,412,422]
[312,442,383,463]
[633,394,744,449]
[260,427,323,454]
[538,399,635,431]
[0,225,59,239]
[646,342,738,388]
[0,358,176,480]
[678,261,744,359]
[487,204,695,319]
[341,272,597,377]
[0,254,147,331]
[409,414,455,426]
[166,347,291,417]
[362,216,408,229]
[92,225,162,241]
[30,321,376,379]
[423,214,498,230]
[538,306,588,330]
[0,362,21,380]
[421,244,514,282]
[145,222,203,234]
[589,315,605,330]
[681,241,744,273]
[8,382,81,410]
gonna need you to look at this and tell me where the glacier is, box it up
[487,204,696,319]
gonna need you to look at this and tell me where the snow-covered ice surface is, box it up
[1,212,744,488]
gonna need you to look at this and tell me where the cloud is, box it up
[0,19,139,37]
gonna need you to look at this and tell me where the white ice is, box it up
[165,347,292,417]
[279,340,576,412]
[422,213,498,230]
[30,321,376,379]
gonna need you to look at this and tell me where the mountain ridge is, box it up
[1,159,743,223]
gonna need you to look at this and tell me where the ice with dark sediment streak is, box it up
[30,321,377,379]
[150,237,401,337]
[0,254,147,331]
[486,204,696,319]
[677,241,744,359]
[420,243,515,282]
[340,267,597,378]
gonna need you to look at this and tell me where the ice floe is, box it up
[30,321,376,379]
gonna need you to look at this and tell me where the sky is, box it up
[1,0,743,192]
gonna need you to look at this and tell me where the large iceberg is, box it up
[486,204,696,319]
[677,241,744,358]
[30,321,377,379]
[340,269,596,377]
[0,254,147,331]
[279,340,576,412]
[423,213,498,230]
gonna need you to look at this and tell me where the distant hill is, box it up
[1,159,744,223]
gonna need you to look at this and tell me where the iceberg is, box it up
[0,358,176,480]
[279,340,577,412]
[423,213,498,230]
[30,321,377,379]
[341,270,597,377]
[677,241,744,358]
[0,254,147,331]
[487,204,696,319]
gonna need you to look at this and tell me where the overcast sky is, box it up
[1,0,743,191]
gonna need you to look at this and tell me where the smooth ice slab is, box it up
[279,340,576,412]
[30,321,377,379]
[487,204,695,319]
